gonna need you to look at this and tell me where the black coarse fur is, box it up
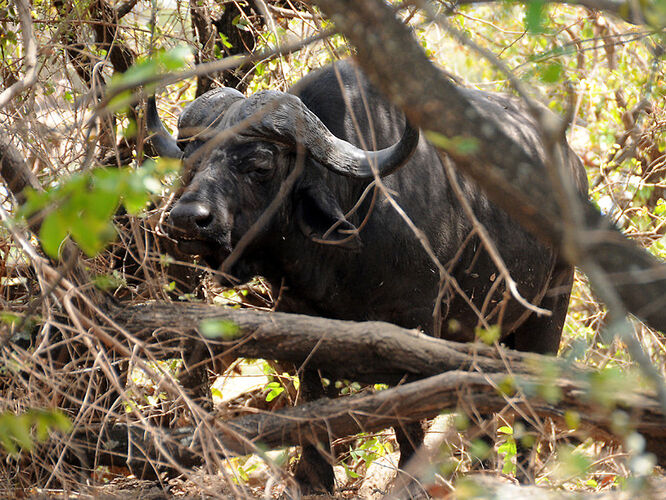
[161,60,588,492]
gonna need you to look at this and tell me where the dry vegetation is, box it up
[0,0,665,498]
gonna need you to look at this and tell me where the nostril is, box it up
[169,201,213,232]
[194,211,213,229]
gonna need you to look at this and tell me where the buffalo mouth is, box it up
[175,237,216,257]
[171,234,230,271]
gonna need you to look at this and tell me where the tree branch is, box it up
[311,0,666,335]
[80,364,666,470]
[110,302,538,385]
[0,133,40,205]
[0,0,38,111]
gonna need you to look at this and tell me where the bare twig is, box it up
[0,0,38,111]
[442,157,551,317]
[435,0,647,25]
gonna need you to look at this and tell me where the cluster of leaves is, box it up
[0,409,71,456]
[106,46,192,112]
[18,159,179,259]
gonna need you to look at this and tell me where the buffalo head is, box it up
[148,89,419,277]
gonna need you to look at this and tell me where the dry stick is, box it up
[436,0,645,25]
[0,0,38,110]
[317,179,378,242]
[267,3,319,20]
[442,157,551,317]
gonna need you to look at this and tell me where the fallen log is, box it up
[110,302,548,385]
[87,302,666,469]
[83,367,666,470]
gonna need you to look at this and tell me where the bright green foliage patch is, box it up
[0,409,71,456]
[18,159,177,259]
[199,318,242,339]
[106,46,192,111]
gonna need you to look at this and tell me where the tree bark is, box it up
[80,361,666,470]
[0,132,40,205]
[110,302,537,385]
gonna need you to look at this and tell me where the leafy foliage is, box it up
[0,409,71,456]
[18,160,177,258]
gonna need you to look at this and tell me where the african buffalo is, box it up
[148,60,587,492]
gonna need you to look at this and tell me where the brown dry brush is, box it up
[0,0,278,493]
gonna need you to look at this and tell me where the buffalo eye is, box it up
[230,147,275,180]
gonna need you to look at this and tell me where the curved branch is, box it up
[0,0,38,111]
[442,0,647,25]
[81,369,666,469]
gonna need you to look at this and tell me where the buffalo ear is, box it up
[294,184,362,251]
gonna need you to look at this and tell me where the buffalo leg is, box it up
[395,421,425,469]
[506,260,575,482]
[293,369,336,493]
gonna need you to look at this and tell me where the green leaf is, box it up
[0,413,33,453]
[497,425,513,436]
[211,387,224,400]
[425,131,479,156]
[94,272,126,292]
[556,445,591,480]
[497,376,516,396]
[69,215,116,257]
[158,46,192,71]
[106,89,135,113]
[474,324,501,345]
[343,463,360,479]
[540,63,562,83]
[265,382,284,402]
[0,312,20,326]
[564,410,581,430]
[38,410,72,434]
[469,439,491,461]
[199,319,242,339]
[39,212,68,258]
[219,33,233,49]
[525,0,547,34]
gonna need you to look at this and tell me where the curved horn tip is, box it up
[146,97,183,159]
[332,119,421,179]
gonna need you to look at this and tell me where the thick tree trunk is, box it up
[110,302,537,384]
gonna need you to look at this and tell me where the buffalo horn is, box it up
[239,94,420,179]
[308,115,420,178]
[146,97,183,159]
